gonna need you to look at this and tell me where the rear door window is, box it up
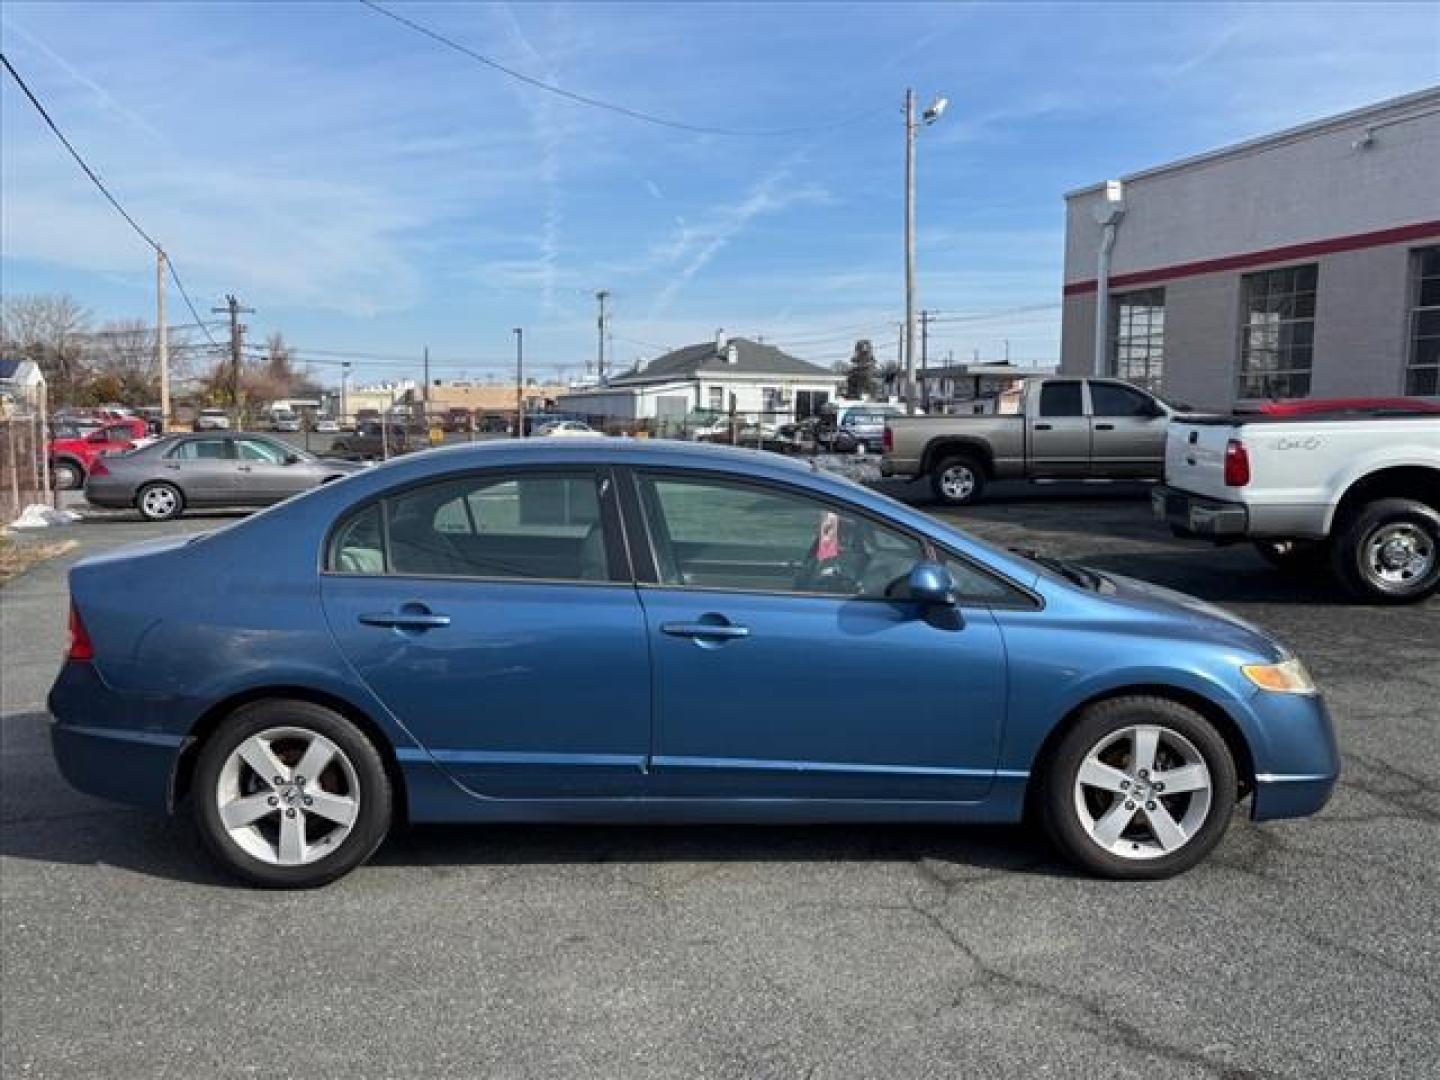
[170,438,233,460]
[1038,381,1084,417]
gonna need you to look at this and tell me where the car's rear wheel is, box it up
[136,482,184,521]
[192,700,392,888]
[52,460,83,490]
[1331,498,1440,604]
[1042,696,1237,880]
[930,456,986,507]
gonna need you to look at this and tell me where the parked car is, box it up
[194,408,232,431]
[50,439,1337,887]
[441,407,473,433]
[537,420,598,437]
[328,422,419,460]
[268,408,301,433]
[831,407,902,453]
[82,433,362,521]
[313,417,341,434]
[1155,404,1440,602]
[49,417,149,490]
[882,377,1173,505]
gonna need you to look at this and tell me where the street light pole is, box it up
[903,88,917,412]
[513,327,525,438]
[156,248,169,431]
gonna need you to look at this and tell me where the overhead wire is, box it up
[358,1,887,138]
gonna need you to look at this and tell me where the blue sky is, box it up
[3,1,1438,386]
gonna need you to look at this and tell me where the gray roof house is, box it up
[0,358,46,416]
[558,332,840,424]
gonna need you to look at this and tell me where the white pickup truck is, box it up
[1154,405,1440,603]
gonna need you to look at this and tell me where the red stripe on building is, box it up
[1063,219,1440,297]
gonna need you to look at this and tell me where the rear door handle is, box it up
[661,621,749,640]
[1034,423,1053,431]
[359,608,451,630]
[1095,423,1115,431]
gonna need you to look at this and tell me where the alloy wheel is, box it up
[1072,724,1212,860]
[215,726,361,867]
[940,465,976,501]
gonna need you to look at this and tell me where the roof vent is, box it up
[726,343,739,365]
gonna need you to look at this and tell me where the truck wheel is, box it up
[1253,539,1330,576]
[931,456,986,507]
[1331,498,1440,604]
[52,460,83,490]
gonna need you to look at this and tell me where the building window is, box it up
[1110,288,1165,391]
[707,386,725,412]
[761,386,783,415]
[1237,264,1317,400]
[1406,246,1440,396]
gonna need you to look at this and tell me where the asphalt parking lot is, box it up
[2,482,1437,1079]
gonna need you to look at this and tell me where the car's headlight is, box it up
[1241,657,1317,695]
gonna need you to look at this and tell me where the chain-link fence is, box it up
[0,414,50,521]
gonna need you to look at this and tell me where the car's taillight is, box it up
[67,604,95,662]
[1224,438,1250,487]
[88,458,109,477]
[882,425,893,453]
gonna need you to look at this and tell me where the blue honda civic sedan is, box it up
[49,439,1338,887]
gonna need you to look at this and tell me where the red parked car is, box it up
[49,417,149,490]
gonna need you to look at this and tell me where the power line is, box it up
[358,0,885,138]
[2,50,221,347]
[0,51,160,249]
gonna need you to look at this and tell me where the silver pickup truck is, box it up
[881,376,1173,505]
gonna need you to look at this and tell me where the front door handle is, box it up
[359,606,451,630]
[1095,422,1115,431]
[661,621,749,640]
[1034,422,1053,431]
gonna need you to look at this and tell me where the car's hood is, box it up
[1093,570,1287,662]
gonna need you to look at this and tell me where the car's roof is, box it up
[378,435,814,475]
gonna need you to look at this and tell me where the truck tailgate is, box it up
[1165,418,1238,501]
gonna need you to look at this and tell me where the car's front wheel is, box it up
[136,482,185,521]
[1042,696,1237,879]
[192,700,392,888]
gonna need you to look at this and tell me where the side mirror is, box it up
[904,561,958,607]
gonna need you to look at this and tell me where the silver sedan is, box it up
[84,433,364,521]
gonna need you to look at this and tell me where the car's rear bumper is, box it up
[48,661,185,812]
[1152,484,1248,537]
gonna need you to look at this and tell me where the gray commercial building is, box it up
[1060,87,1440,410]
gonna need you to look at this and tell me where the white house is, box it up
[557,332,840,423]
[0,358,46,416]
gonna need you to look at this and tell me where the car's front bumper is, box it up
[1152,484,1248,538]
[1246,689,1340,822]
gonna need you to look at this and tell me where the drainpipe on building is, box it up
[1091,181,1126,377]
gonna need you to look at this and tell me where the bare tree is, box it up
[0,293,92,401]
[844,339,878,399]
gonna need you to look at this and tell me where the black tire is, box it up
[1330,497,1440,604]
[1252,538,1330,576]
[136,481,185,522]
[1041,696,1238,880]
[930,455,987,507]
[192,700,392,888]
[52,460,84,491]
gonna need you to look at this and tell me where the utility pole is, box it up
[903,87,917,412]
[422,345,430,427]
[156,248,169,431]
[595,290,610,383]
[212,294,253,421]
[920,308,932,413]
[340,362,352,425]
[513,327,525,437]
